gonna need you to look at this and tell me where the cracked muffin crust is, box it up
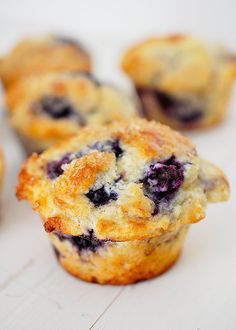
[17,119,229,241]
[6,72,138,154]
[0,34,91,89]
[122,35,236,129]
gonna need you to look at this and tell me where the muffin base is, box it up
[136,83,233,130]
[49,225,189,285]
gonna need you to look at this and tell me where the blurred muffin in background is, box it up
[6,72,138,155]
[0,35,91,89]
[122,35,236,130]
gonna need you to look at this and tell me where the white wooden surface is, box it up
[0,1,236,329]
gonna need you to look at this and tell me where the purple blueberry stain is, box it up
[89,139,123,158]
[86,186,118,207]
[46,153,73,180]
[75,139,123,159]
[45,139,123,180]
[55,230,109,254]
[155,90,203,123]
[40,96,75,119]
[34,95,86,125]
[141,156,185,214]
[137,88,203,123]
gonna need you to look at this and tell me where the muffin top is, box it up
[0,35,91,88]
[6,72,138,148]
[122,35,236,93]
[17,119,229,241]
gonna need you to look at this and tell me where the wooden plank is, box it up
[0,31,236,330]
[0,249,122,330]
[0,120,122,330]
[90,203,236,330]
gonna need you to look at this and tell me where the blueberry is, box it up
[156,91,203,123]
[137,88,203,123]
[39,96,75,119]
[141,156,184,214]
[75,139,123,159]
[106,139,123,158]
[86,186,118,207]
[34,95,86,125]
[90,139,123,158]
[56,230,108,253]
[46,153,72,180]
[46,139,123,180]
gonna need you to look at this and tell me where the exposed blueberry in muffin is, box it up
[39,96,75,119]
[34,95,86,124]
[141,156,184,214]
[46,139,123,179]
[56,230,109,253]
[46,153,73,180]
[137,88,203,123]
[86,186,118,207]
[75,139,123,159]
[156,91,203,123]
[90,139,123,158]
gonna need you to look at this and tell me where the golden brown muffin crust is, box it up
[122,34,236,93]
[17,119,229,241]
[122,35,236,130]
[0,35,91,88]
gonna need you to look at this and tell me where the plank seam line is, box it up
[89,286,126,330]
[0,258,35,291]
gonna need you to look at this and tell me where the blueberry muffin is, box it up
[122,35,236,130]
[6,72,138,155]
[17,119,229,284]
[0,35,91,89]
